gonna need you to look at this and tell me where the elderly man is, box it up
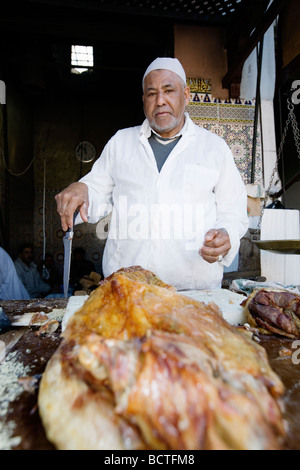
[56,57,248,290]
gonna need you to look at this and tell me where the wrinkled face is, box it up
[143,69,190,138]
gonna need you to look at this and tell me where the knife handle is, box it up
[67,210,79,233]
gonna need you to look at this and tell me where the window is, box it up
[71,45,94,74]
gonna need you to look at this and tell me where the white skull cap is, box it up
[143,57,186,88]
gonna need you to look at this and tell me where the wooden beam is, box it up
[222,0,286,90]
[273,169,300,199]
[224,0,268,50]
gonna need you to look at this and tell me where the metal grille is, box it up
[92,0,244,20]
[28,0,246,22]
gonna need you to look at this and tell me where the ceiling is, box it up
[6,0,249,25]
[0,0,288,96]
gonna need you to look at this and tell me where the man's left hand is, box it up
[199,229,231,264]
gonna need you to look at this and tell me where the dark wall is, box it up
[0,72,35,258]
[0,6,174,267]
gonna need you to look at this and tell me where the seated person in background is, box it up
[0,246,30,300]
[14,243,51,299]
[38,252,62,293]
[70,247,95,291]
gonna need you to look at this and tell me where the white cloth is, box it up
[79,114,249,290]
[143,57,187,87]
[0,247,30,300]
[240,24,276,101]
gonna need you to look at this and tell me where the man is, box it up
[55,57,248,290]
[14,243,51,298]
[0,247,30,300]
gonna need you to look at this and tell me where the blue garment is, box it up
[0,247,30,300]
[14,256,51,299]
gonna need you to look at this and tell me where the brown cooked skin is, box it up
[40,267,286,450]
[242,288,300,339]
[98,265,176,290]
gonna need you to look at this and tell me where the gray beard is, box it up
[149,114,183,135]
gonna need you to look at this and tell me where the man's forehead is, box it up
[144,69,181,89]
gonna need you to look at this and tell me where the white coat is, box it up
[79,114,249,290]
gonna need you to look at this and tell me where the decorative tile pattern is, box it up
[186,88,262,185]
[187,78,212,94]
[188,96,256,123]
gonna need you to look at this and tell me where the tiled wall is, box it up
[187,79,262,186]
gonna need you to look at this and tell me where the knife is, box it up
[63,211,78,298]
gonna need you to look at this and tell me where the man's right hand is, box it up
[55,182,89,231]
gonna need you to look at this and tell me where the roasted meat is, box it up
[38,267,286,450]
[98,265,176,290]
[242,288,300,339]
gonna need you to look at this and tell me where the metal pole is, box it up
[251,37,264,184]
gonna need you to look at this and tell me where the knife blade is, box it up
[63,211,77,298]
